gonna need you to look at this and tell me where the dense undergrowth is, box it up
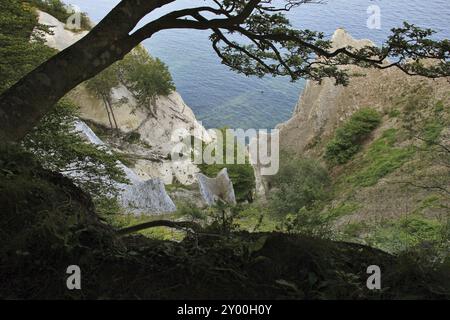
[1,144,449,299]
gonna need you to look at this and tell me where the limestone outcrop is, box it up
[37,10,211,186]
[197,168,237,206]
[275,29,450,157]
[74,120,176,214]
[259,28,450,223]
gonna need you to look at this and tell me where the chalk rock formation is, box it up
[74,121,176,214]
[256,29,450,223]
[37,11,89,50]
[197,168,237,206]
[37,10,211,185]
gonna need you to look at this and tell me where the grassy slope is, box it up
[313,83,450,253]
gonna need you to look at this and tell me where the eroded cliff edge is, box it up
[262,29,449,228]
[38,10,211,186]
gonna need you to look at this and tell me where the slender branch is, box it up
[117,220,203,235]
[129,0,262,45]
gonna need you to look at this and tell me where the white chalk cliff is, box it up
[36,10,217,214]
[256,29,450,222]
[73,121,176,214]
[37,10,211,186]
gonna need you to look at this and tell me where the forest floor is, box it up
[1,144,449,299]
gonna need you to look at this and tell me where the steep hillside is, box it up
[272,29,449,252]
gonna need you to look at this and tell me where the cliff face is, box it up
[272,29,450,227]
[37,10,211,186]
[278,29,448,157]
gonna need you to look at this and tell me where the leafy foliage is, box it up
[0,0,57,93]
[119,46,175,115]
[325,108,382,165]
[205,1,450,84]
[268,155,330,216]
[22,100,128,200]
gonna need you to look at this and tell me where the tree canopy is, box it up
[0,0,449,142]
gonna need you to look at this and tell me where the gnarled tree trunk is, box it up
[0,0,167,142]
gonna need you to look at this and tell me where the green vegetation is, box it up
[85,46,175,128]
[325,108,382,165]
[367,215,446,253]
[119,46,175,116]
[22,99,128,202]
[1,1,127,206]
[105,213,186,241]
[24,0,91,30]
[346,129,414,187]
[268,155,330,216]
[85,63,121,130]
[421,120,444,145]
[1,0,449,300]
[0,0,57,93]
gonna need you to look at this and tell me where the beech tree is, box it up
[119,46,175,117]
[85,63,121,130]
[0,0,449,142]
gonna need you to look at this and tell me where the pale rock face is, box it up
[254,29,397,196]
[197,168,237,206]
[36,11,88,51]
[277,29,379,154]
[37,10,211,186]
[74,121,176,215]
[259,28,450,223]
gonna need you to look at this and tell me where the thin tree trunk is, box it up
[106,96,119,130]
[102,95,114,129]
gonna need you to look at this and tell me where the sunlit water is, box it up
[69,0,450,129]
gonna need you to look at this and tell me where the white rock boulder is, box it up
[197,168,237,206]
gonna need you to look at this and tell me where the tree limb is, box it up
[117,220,203,235]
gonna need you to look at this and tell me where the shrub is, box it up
[125,131,142,144]
[268,155,330,216]
[325,108,382,165]
[347,129,414,187]
[367,215,445,254]
[279,207,333,238]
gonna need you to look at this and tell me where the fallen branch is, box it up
[117,220,203,235]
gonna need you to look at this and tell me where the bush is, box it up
[268,155,330,216]
[0,0,57,93]
[325,108,382,165]
[346,129,414,187]
[279,207,333,238]
[367,215,447,254]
